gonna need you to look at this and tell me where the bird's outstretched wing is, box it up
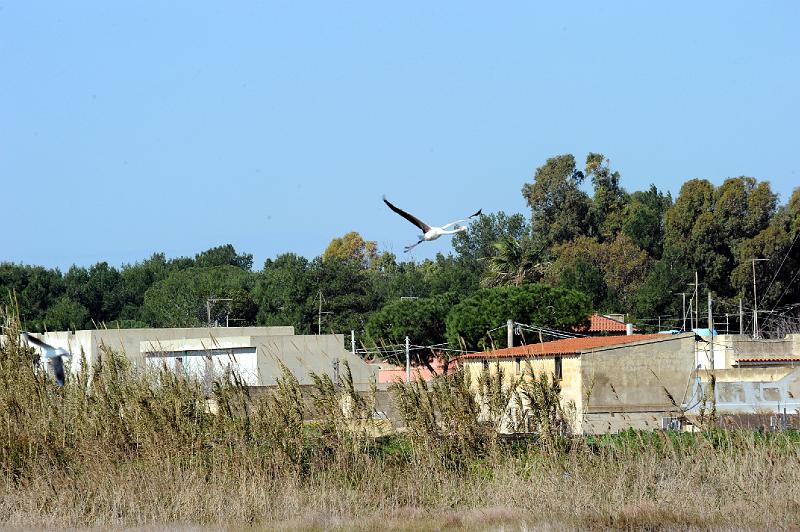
[51,357,66,386]
[21,332,54,351]
[441,208,483,230]
[383,196,431,233]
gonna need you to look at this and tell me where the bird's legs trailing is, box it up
[404,240,423,253]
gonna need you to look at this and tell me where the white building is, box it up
[32,326,376,389]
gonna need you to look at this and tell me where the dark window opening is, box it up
[554,356,563,380]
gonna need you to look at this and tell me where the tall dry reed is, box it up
[2,305,800,529]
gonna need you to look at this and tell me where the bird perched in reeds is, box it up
[20,332,71,386]
[383,195,482,252]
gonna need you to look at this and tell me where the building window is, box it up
[515,357,522,374]
[554,356,563,380]
[482,360,489,372]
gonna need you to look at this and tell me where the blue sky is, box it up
[1,2,798,270]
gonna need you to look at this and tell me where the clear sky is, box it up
[1,2,798,271]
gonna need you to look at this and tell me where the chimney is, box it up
[625,323,634,336]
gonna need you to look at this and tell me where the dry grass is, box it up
[2,308,800,530]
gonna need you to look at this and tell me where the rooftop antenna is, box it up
[317,290,332,334]
[206,298,233,327]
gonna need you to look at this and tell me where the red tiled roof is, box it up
[736,358,800,364]
[581,313,635,333]
[459,333,670,360]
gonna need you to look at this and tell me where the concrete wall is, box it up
[35,327,377,391]
[39,326,295,373]
[581,412,671,433]
[578,333,696,434]
[685,366,800,419]
[692,334,800,371]
[255,333,376,388]
[729,334,800,359]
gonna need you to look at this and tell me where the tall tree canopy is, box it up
[521,154,593,249]
[2,156,796,342]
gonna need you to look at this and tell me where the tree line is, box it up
[3,152,798,357]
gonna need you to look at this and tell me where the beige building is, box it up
[30,326,377,390]
[686,333,800,427]
[460,333,697,434]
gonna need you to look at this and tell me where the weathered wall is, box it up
[730,335,800,358]
[255,333,377,388]
[581,412,670,434]
[686,367,800,417]
[578,333,695,433]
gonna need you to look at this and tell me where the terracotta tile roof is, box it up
[459,333,670,360]
[735,357,800,364]
[580,313,635,333]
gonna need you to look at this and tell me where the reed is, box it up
[2,306,799,529]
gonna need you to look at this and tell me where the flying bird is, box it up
[383,196,482,252]
[20,332,71,386]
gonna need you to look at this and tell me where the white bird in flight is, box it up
[383,196,482,252]
[20,332,71,386]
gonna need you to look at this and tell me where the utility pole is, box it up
[507,319,514,348]
[708,290,714,370]
[725,313,729,335]
[678,293,688,332]
[752,258,768,339]
[694,270,700,327]
[739,298,744,336]
[318,290,322,335]
[687,273,700,331]
[351,330,355,355]
[405,336,410,383]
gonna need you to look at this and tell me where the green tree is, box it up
[254,253,315,333]
[632,257,689,329]
[322,231,378,269]
[586,153,629,241]
[621,185,672,258]
[117,253,170,323]
[64,262,124,326]
[312,256,380,335]
[481,235,545,288]
[546,234,650,313]
[731,187,800,315]
[556,256,607,309]
[365,295,453,368]
[664,177,778,297]
[522,154,593,249]
[142,266,256,327]
[42,296,90,331]
[452,211,530,275]
[0,264,65,331]
[195,244,254,270]
[445,284,591,350]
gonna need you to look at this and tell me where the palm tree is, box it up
[481,236,548,287]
